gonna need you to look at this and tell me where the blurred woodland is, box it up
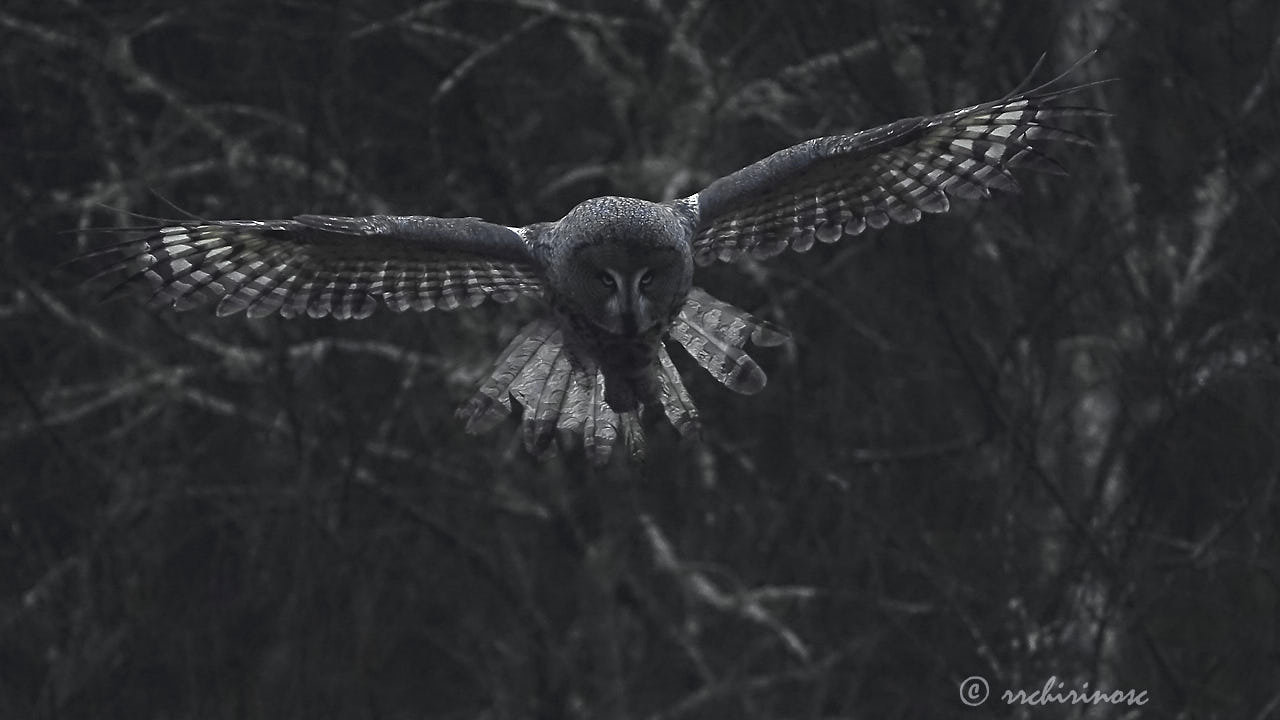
[3,0,1280,718]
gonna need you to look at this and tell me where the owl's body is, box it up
[537,197,696,414]
[455,195,779,461]
[83,59,1104,463]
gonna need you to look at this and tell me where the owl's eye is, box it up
[638,270,655,288]
[598,271,616,288]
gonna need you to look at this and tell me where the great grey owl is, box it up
[82,61,1103,464]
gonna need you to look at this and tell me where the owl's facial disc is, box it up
[569,243,689,339]
[599,266,660,336]
[555,197,694,338]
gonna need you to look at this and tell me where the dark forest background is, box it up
[3,1,1279,718]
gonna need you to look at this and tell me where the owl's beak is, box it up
[619,290,646,336]
[621,270,658,336]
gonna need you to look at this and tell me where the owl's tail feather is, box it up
[553,365,592,449]
[581,377,621,464]
[458,319,650,464]
[656,344,700,437]
[566,363,649,464]
[514,340,572,455]
[670,287,790,394]
[457,319,561,435]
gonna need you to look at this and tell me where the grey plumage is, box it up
[81,60,1103,464]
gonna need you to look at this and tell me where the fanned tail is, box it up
[459,301,756,463]
[459,319,661,465]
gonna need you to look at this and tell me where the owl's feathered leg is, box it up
[669,287,790,394]
[596,340,660,414]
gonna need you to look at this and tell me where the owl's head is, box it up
[551,197,693,339]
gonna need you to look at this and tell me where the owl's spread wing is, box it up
[86,214,545,319]
[687,62,1106,265]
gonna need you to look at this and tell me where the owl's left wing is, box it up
[83,214,545,319]
[686,60,1106,265]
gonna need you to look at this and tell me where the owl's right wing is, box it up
[82,214,546,319]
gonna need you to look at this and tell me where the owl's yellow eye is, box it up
[599,271,616,288]
[639,270,654,288]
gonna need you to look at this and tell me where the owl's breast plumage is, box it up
[549,292,670,413]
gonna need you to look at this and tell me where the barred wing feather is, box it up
[690,69,1105,265]
[86,215,544,320]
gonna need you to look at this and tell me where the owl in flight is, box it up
[85,59,1102,464]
